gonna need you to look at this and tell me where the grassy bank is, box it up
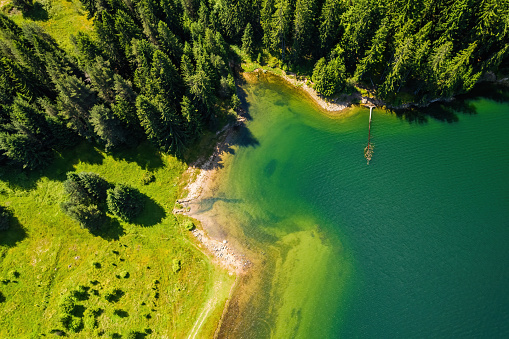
[0,142,230,338]
[4,0,93,52]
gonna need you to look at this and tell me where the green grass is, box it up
[6,0,93,52]
[0,142,230,338]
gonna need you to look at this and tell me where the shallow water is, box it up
[195,75,509,338]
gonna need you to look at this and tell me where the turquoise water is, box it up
[198,75,509,338]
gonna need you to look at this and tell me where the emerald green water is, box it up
[196,75,509,338]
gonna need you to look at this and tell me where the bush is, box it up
[172,259,181,273]
[104,288,123,302]
[83,308,98,330]
[182,220,195,231]
[8,270,19,279]
[12,0,33,11]
[59,295,76,315]
[141,172,155,185]
[68,316,83,333]
[107,184,143,221]
[0,205,11,231]
[71,285,89,300]
[59,313,72,329]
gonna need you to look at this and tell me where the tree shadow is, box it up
[0,142,104,191]
[232,124,259,148]
[392,82,509,124]
[72,304,86,318]
[89,217,124,241]
[113,309,129,318]
[235,77,253,121]
[133,194,166,227]
[0,215,27,248]
[23,2,49,21]
[110,142,164,171]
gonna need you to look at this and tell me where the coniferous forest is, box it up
[1,0,508,169]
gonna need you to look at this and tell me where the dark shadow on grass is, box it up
[23,2,49,21]
[0,215,27,248]
[113,309,129,318]
[133,193,166,227]
[72,305,86,318]
[89,217,125,241]
[110,142,164,171]
[0,142,104,191]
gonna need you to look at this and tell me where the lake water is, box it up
[194,74,509,338]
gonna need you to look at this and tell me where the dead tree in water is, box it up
[364,104,375,164]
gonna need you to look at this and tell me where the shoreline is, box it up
[250,68,509,114]
[176,112,252,276]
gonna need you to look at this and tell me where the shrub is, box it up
[83,308,98,330]
[120,271,129,279]
[107,184,143,221]
[68,316,83,333]
[0,205,11,231]
[59,313,72,329]
[0,291,5,303]
[12,0,32,11]
[125,330,139,339]
[141,172,155,185]
[104,288,123,302]
[182,220,195,231]
[257,52,263,65]
[59,295,76,314]
[71,285,89,300]
[172,259,181,273]
[8,270,19,279]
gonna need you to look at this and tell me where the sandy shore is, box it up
[252,68,382,112]
[175,111,251,276]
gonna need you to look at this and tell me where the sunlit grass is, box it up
[8,0,93,52]
[0,142,228,337]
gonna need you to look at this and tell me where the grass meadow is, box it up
[6,0,93,52]
[0,142,233,338]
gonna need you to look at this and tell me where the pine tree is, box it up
[293,0,318,61]
[87,56,115,103]
[157,21,183,65]
[270,0,292,61]
[0,132,52,169]
[89,104,128,151]
[242,23,254,59]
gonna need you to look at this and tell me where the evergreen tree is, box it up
[157,21,183,65]
[107,184,143,221]
[270,0,292,61]
[242,23,254,59]
[0,132,52,169]
[90,104,128,151]
[293,0,318,61]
